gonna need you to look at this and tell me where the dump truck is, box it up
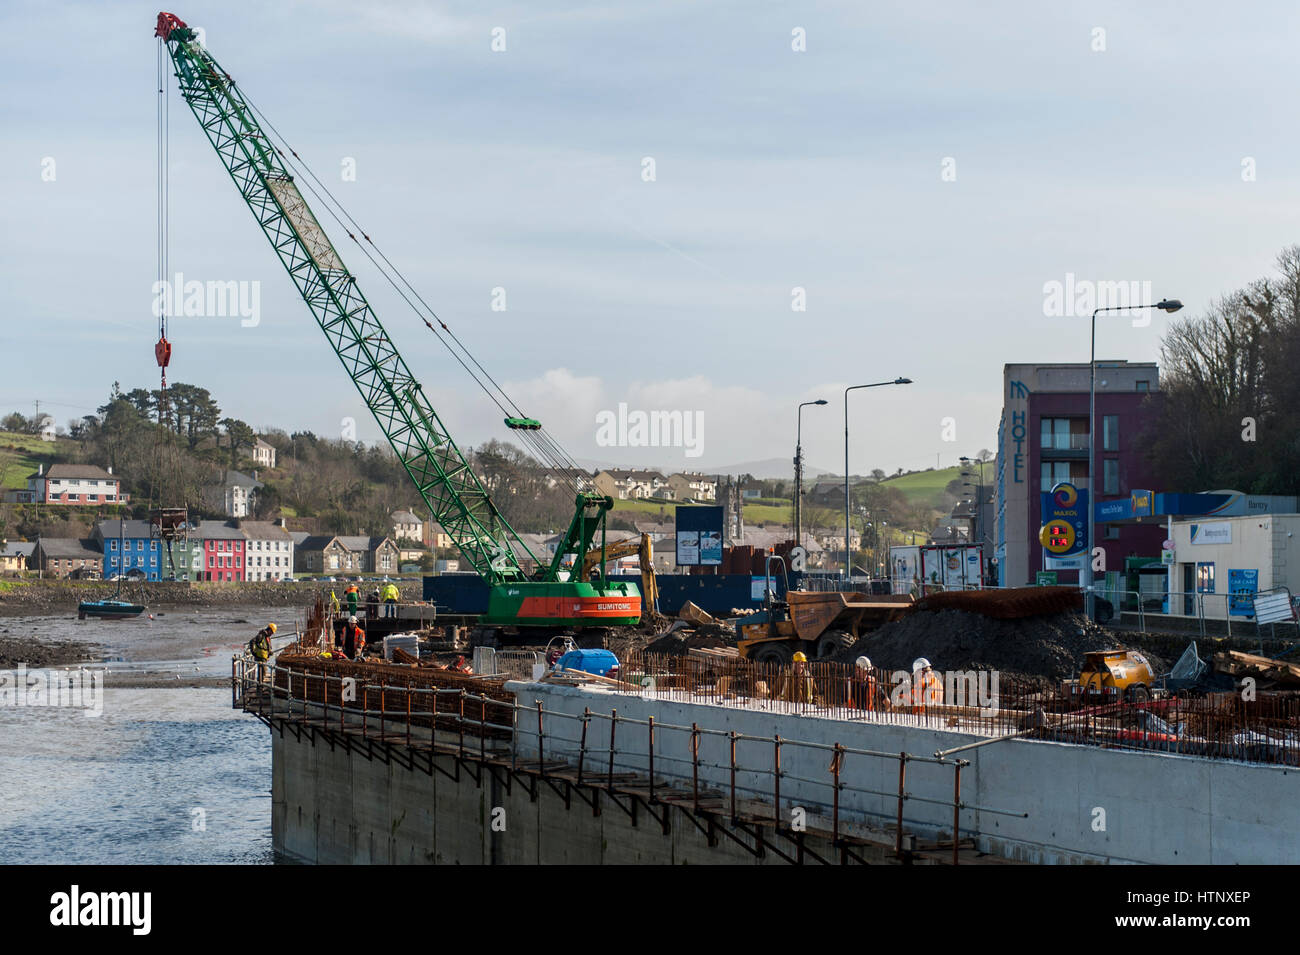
[737,557,914,663]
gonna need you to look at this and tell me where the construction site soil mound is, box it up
[831,608,1165,685]
[600,624,735,661]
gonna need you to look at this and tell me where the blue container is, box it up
[555,648,619,677]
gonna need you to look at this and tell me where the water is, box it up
[0,607,284,864]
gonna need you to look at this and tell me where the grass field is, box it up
[0,431,69,491]
[609,497,791,525]
[879,465,963,509]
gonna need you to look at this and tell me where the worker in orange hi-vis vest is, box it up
[910,658,944,707]
[850,655,884,711]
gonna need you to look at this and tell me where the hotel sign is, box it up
[1008,379,1029,484]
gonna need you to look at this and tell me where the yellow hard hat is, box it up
[792,651,808,663]
[268,623,278,634]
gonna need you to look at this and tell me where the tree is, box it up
[171,383,222,449]
[219,418,256,470]
[1145,246,1300,494]
[1,412,29,434]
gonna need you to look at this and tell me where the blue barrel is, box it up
[555,648,619,677]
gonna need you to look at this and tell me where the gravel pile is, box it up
[831,608,1163,683]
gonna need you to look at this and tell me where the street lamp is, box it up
[845,377,912,579]
[794,399,827,549]
[1082,299,1182,615]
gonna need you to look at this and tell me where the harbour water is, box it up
[0,606,286,864]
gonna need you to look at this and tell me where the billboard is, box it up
[675,505,724,566]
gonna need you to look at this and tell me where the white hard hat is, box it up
[855,656,872,670]
[349,615,358,624]
[912,657,932,671]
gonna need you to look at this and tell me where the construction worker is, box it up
[850,655,884,711]
[328,588,340,616]
[911,657,943,708]
[248,622,276,683]
[777,650,820,705]
[344,582,360,616]
[381,581,399,618]
[365,588,380,620]
[343,615,367,660]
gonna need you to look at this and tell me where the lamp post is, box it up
[844,377,912,579]
[794,399,827,549]
[960,454,989,556]
[1083,299,1182,615]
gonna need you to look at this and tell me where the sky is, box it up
[3,1,1300,477]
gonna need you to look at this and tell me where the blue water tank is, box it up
[555,648,619,677]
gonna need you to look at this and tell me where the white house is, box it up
[240,519,295,581]
[16,464,125,505]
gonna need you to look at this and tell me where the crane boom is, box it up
[156,12,639,627]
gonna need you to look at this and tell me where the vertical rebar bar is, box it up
[831,743,843,845]
[578,707,589,784]
[608,709,617,790]
[648,715,656,803]
[536,700,544,778]
[953,763,962,866]
[773,735,782,825]
[729,731,737,821]
[895,752,907,858]
[691,722,700,813]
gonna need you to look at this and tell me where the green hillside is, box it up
[0,431,69,491]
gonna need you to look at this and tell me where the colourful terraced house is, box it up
[200,520,247,582]
[96,519,162,581]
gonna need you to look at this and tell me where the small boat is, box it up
[78,518,147,620]
[78,599,146,621]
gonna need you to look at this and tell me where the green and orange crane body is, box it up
[154,12,638,630]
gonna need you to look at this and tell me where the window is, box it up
[1040,461,1072,487]
[110,540,118,551]
[1135,380,1150,392]
[1103,416,1119,451]
[1040,418,1085,451]
[1103,459,1119,495]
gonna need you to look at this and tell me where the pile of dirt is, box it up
[599,623,736,661]
[642,625,734,657]
[831,608,1163,684]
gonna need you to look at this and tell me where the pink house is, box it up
[198,521,247,582]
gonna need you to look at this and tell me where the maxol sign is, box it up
[1039,482,1088,558]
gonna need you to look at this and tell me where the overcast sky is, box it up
[3,1,1299,476]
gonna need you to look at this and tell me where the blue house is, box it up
[96,519,162,581]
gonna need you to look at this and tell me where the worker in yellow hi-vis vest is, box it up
[381,581,399,619]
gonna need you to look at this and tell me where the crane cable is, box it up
[235,90,590,500]
[153,39,181,578]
